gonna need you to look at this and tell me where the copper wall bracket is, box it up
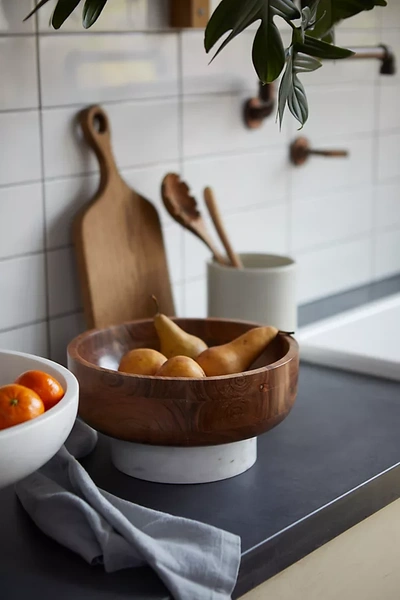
[244,82,275,129]
[290,137,349,166]
[348,44,396,75]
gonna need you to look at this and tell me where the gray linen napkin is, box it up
[15,420,241,600]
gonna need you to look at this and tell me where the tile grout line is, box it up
[286,118,294,257]
[0,249,46,264]
[2,195,397,261]
[0,308,85,337]
[295,231,374,257]
[3,158,400,194]
[0,95,182,114]
[34,9,52,360]
[3,152,400,196]
[0,246,81,266]
[3,25,396,37]
[177,31,186,317]
[0,318,48,337]
[2,85,399,116]
[370,17,383,283]
[0,107,40,115]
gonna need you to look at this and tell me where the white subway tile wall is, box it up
[49,312,86,366]
[47,247,82,317]
[0,111,41,186]
[0,183,44,259]
[0,0,35,33]
[0,0,398,361]
[39,33,179,106]
[0,37,38,110]
[0,323,48,357]
[375,228,400,280]
[0,254,47,331]
[36,0,169,33]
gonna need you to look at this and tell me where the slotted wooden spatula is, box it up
[73,105,175,329]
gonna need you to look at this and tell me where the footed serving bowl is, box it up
[67,318,299,448]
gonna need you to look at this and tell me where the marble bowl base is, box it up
[109,437,257,484]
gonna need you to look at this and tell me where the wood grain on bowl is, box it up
[67,318,299,447]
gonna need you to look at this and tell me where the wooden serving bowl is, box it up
[67,318,299,447]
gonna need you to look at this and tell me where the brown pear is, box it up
[152,296,208,359]
[196,326,279,376]
[156,356,206,378]
[118,348,167,376]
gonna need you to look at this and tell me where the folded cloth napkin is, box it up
[15,420,241,600]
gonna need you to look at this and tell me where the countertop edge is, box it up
[234,462,400,597]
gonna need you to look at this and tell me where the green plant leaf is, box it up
[301,6,311,33]
[294,53,322,73]
[82,0,107,28]
[277,13,352,129]
[288,74,308,128]
[271,0,301,19]
[322,29,335,44]
[252,13,286,82]
[205,0,299,83]
[24,0,388,132]
[278,49,321,128]
[52,0,82,29]
[278,50,294,126]
[204,0,263,57]
[204,0,300,59]
[301,0,321,33]
[296,34,354,59]
[309,0,387,39]
[23,0,53,22]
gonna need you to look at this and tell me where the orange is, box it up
[0,384,44,430]
[15,370,65,411]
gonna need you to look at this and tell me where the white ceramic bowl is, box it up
[0,350,79,489]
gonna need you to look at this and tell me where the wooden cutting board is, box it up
[73,105,175,330]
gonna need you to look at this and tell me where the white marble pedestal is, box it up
[109,437,257,484]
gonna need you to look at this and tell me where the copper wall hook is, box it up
[290,137,349,166]
[348,45,396,75]
[244,82,275,129]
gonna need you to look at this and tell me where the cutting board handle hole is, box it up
[93,112,107,135]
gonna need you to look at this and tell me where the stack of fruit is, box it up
[118,299,281,379]
[0,371,65,431]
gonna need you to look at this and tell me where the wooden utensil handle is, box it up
[79,105,119,185]
[204,187,243,268]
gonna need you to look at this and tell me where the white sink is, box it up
[297,293,400,382]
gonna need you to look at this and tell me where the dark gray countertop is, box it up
[1,276,400,599]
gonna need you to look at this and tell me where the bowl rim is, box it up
[67,317,299,382]
[0,350,79,440]
[207,252,296,273]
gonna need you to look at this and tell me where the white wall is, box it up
[0,0,399,364]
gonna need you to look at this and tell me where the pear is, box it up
[118,348,167,376]
[196,326,279,377]
[156,356,206,378]
[152,296,208,359]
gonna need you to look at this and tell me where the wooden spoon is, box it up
[161,173,227,266]
[203,187,243,269]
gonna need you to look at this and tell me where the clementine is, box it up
[15,370,65,410]
[0,384,44,430]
